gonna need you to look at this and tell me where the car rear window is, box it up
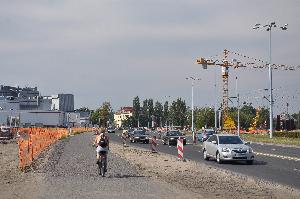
[218,136,243,144]
[169,131,182,136]
[134,131,145,135]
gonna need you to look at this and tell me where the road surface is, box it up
[110,132,300,189]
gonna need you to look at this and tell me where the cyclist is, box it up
[94,129,109,170]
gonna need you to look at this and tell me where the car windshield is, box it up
[134,131,145,135]
[218,136,244,144]
[168,131,182,136]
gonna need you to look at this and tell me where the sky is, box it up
[0,0,299,115]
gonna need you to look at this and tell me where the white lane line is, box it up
[255,152,300,162]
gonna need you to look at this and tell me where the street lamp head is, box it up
[280,26,287,30]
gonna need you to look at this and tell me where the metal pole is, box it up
[237,93,240,136]
[269,27,273,138]
[192,81,195,143]
[214,66,217,130]
[235,76,240,136]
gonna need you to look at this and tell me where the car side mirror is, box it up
[212,141,217,144]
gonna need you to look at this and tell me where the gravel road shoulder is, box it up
[111,141,300,199]
[0,133,200,199]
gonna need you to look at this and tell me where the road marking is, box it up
[255,152,300,162]
[294,168,300,172]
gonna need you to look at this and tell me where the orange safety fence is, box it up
[18,128,68,171]
[17,127,96,171]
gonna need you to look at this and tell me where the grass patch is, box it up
[241,133,300,147]
[73,131,82,135]
[60,134,68,140]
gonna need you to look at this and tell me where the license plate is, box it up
[236,153,245,157]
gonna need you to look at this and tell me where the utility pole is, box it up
[186,77,201,143]
[253,22,288,138]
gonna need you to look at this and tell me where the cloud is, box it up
[0,0,299,114]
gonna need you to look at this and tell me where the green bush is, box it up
[273,131,300,138]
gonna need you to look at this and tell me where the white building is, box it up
[114,107,133,127]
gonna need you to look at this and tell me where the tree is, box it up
[147,99,154,127]
[163,101,169,127]
[154,101,163,127]
[122,116,134,128]
[169,98,187,128]
[141,99,149,127]
[132,96,140,127]
[90,109,100,125]
[257,107,269,129]
[240,104,256,130]
[195,107,215,129]
[99,102,112,127]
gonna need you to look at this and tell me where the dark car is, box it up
[107,128,115,133]
[129,130,150,144]
[162,130,186,146]
[0,126,13,140]
[202,129,215,142]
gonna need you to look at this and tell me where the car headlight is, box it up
[135,137,140,139]
[221,148,230,152]
[170,138,174,140]
[247,148,253,153]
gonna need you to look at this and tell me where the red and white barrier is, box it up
[151,136,157,153]
[122,134,127,147]
[177,138,184,160]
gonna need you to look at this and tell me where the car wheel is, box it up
[246,160,253,165]
[216,152,222,164]
[203,149,209,160]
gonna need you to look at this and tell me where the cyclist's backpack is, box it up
[98,137,108,148]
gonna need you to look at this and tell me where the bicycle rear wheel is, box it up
[100,156,106,177]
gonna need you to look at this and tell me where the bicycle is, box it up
[98,151,107,177]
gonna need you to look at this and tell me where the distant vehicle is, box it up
[107,128,115,133]
[202,134,254,164]
[162,130,186,146]
[202,129,215,142]
[129,130,150,144]
[127,128,134,138]
[0,126,13,140]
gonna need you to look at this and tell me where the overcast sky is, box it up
[1,0,299,114]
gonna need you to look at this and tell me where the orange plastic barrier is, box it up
[17,127,95,171]
[18,128,68,171]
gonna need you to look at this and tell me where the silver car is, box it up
[202,134,254,164]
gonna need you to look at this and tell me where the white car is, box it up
[202,134,254,164]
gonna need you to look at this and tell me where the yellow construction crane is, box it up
[196,49,299,131]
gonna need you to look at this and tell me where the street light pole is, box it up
[214,66,218,130]
[186,77,201,143]
[253,22,288,139]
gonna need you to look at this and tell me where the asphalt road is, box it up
[109,132,300,189]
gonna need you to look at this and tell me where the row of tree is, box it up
[122,96,271,130]
[77,102,113,127]
[77,97,300,131]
